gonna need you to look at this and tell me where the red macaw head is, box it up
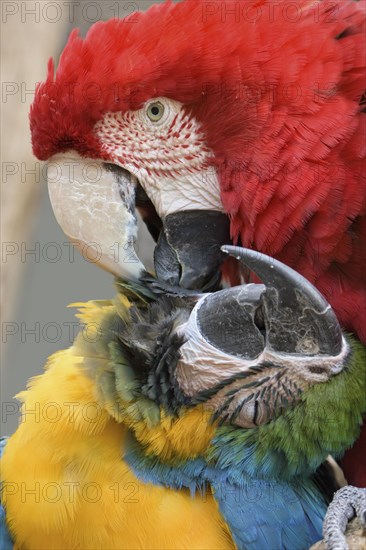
[30,0,365,290]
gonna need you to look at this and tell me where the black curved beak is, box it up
[182,247,346,430]
[153,210,231,292]
[221,246,343,356]
[191,246,343,360]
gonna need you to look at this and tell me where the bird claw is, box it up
[323,486,366,550]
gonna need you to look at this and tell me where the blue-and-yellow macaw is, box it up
[1,246,365,549]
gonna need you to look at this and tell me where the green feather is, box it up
[115,279,156,303]
[208,336,366,479]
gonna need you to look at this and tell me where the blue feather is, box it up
[125,432,326,549]
[211,477,326,550]
[0,438,14,550]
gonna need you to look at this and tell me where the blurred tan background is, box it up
[1,0,159,435]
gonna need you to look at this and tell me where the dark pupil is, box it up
[151,106,160,116]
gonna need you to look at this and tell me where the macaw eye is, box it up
[146,101,165,122]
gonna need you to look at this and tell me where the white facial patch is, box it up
[47,153,145,280]
[95,97,224,219]
[176,297,264,398]
[175,293,350,428]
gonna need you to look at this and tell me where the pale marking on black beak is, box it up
[104,163,137,215]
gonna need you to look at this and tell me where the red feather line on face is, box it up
[30,0,365,340]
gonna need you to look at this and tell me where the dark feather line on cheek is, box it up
[193,362,285,403]
[253,400,259,426]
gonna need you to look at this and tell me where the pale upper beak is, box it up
[47,153,146,280]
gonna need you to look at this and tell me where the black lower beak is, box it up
[153,210,231,292]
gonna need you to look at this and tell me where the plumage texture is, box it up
[0,316,233,548]
[213,478,326,550]
[124,435,328,550]
[1,287,365,549]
